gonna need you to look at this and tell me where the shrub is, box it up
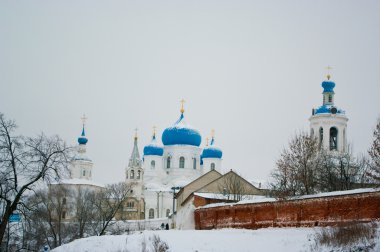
[313,222,378,251]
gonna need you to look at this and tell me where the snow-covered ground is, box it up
[51,226,380,252]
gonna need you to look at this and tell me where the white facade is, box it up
[125,109,223,220]
[309,114,348,152]
[70,144,93,180]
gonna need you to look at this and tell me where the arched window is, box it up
[328,95,332,103]
[167,157,171,169]
[127,201,134,208]
[137,170,141,179]
[319,127,324,148]
[82,169,86,177]
[210,163,215,170]
[62,198,66,205]
[179,157,185,168]
[310,128,314,138]
[193,158,197,169]
[62,211,66,219]
[166,209,170,217]
[330,127,338,150]
[130,170,134,179]
[149,208,154,219]
[151,160,155,169]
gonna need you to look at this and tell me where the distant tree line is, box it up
[270,119,380,198]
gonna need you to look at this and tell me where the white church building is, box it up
[125,102,223,220]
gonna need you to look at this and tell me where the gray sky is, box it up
[1,0,379,185]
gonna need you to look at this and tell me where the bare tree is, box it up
[217,172,249,201]
[368,119,380,183]
[23,186,74,249]
[270,132,320,197]
[91,182,134,236]
[0,113,72,246]
[75,187,97,238]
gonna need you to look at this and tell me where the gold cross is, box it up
[326,66,333,80]
[206,137,209,146]
[211,129,215,138]
[153,126,157,136]
[180,99,186,113]
[81,114,88,125]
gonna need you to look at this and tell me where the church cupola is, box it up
[143,127,164,156]
[162,99,202,147]
[322,73,336,106]
[201,130,223,172]
[309,69,348,153]
[71,114,93,180]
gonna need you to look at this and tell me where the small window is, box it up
[149,208,154,219]
[82,169,86,177]
[167,157,171,169]
[130,170,134,179]
[193,158,196,169]
[310,128,314,138]
[179,157,185,168]
[328,95,332,103]
[210,163,215,170]
[137,170,141,179]
[151,160,155,169]
[62,198,66,205]
[127,201,134,208]
[62,211,66,219]
[166,209,170,217]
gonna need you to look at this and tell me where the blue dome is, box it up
[202,138,223,159]
[314,105,344,115]
[143,135,164,156]
[162,113,202,147]
[77,126,88,145]
[322,80,335,93]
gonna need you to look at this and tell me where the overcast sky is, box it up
[1,0,379,185]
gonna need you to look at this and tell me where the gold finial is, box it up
[180,99,186,114]
[326,66,333,80]
[81,114,88,126]
[211,129,215,139]
[206,137,209,146]
[134,128,138,140]
[153,126,157,137]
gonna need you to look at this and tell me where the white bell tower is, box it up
[309,69,348,152]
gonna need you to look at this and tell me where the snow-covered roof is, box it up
[248,179,270,190]
[51,178,104,188]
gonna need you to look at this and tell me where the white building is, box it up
[309,74,348,152]
[125,103,223,220]
[50,119,103,221]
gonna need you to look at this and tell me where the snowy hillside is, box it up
[51,226,380,252]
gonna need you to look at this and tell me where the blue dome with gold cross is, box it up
[202,137,223,159]
[162,113,202,147]
[144,134,164,156]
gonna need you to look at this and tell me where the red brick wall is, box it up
[194,191,380,230]
[193,195,236,208]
